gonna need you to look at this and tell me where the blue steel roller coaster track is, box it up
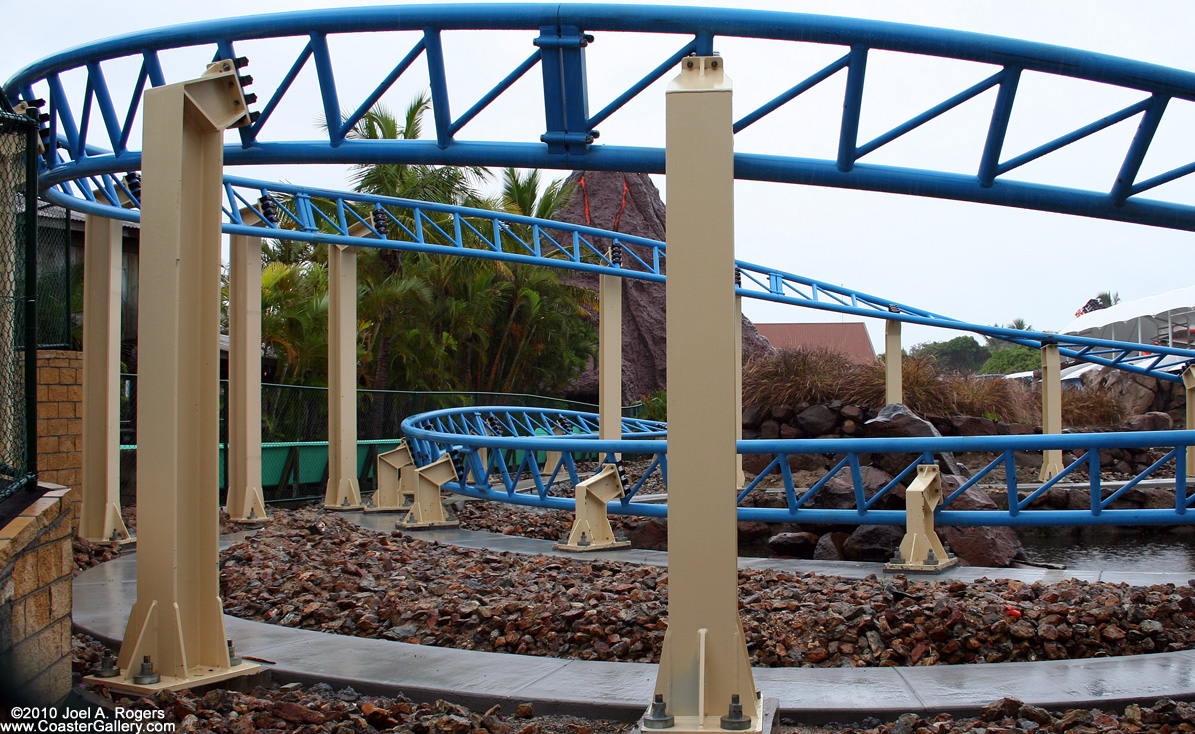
[9,4,1195,525]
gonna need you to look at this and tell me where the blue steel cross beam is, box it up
[11,5,1195,230]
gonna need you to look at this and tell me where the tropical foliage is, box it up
[252,95,597,409]
[979,345,1041,375]
[909,335,991,374]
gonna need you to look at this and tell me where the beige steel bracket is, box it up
[1038,343,1064,481]
[104,61,258,694]
[884,464,959,573]
[554,463,631,552]
[397,453,460,529]
[369,441,416,512]
[1184,367,1195,478]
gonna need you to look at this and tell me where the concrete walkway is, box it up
[72,512,1195,723]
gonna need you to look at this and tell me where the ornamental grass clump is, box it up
[949,374,1036,424]
[842,354,955,416]
[1059,384,1126,428]
[741,347,854,408]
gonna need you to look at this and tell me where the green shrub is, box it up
[640,389,667,422]
[979,345,1040,375]
[910,336,991,374]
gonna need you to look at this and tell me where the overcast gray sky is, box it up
[6,0,1194,352]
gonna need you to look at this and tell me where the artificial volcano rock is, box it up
[553,171,773,403]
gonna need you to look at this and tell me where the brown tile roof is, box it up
[754,322,876,363]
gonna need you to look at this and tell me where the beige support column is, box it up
[544,424,566,475]
[653,55,761,731]
[885,319,902,405]
[324,244,363,509]
[80,214,131,543]
[1185,367,1195,478]
[599,266,622,457]
[1039,343,1064,481]
[224,211,267,523]
[108,61,259,690]
[735,291,745,489]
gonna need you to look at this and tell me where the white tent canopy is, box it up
[1060,285,1195,349]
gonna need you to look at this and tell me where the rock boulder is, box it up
[936,475,1023,567]
[1127,411,1174,431]
[767,532,819,558]
[865,403,966,477]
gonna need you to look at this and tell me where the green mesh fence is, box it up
[0,103,37,502]
[118,376,635,502]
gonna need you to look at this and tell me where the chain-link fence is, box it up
[0,102,38,502]
[118,376,629,501]
[34,203,70,349]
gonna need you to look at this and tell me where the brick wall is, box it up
[0,484,79,704]
[36,351,82,493]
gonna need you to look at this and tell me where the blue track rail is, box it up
[51,174,1195,383]
[9,5,1195,381]
[403,406,1195,528]
[11,5,1195,527]
[9,5,1195,229]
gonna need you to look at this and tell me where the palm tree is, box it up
[259,260,328,385]
[341,95,490,209]
[985,317,1033,352]
[257,96,597,410]
[500,167,575,222]
[1096,291,1120,308]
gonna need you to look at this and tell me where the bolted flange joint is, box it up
[720,694,752,731]
[132,655,160,685]
[642,694,675,729]
[93,654,119,678]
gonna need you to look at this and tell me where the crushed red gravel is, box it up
[218,509,1195,669]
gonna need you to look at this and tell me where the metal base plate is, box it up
[324,503,365,511]
[84,662,261,694]
[397,519,460,530]
[884,555,961,574]
[633,697,778,734]
[553,540,632,553]
[363,505,406,513]
[84,536,137,548]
